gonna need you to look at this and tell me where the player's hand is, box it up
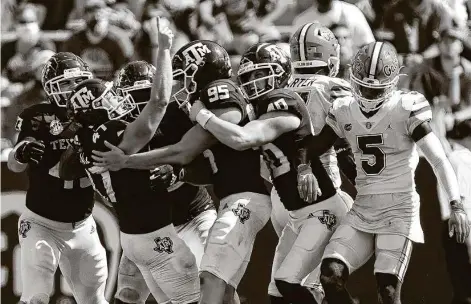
[92,141,129,171]
[297,164,322,203]
[150,164,178,191]
[449,199,471,243]
[149,16,174,50]
[189,99,207,122]
[15,140,45,165]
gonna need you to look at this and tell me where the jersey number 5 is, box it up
[357,134,386,175]
[207,85,229,103]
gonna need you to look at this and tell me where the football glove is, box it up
[15,140,45,165]
[150,164,178,191]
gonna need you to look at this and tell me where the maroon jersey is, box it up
[254,89,336,211]
[199,79,268,199]
[15,103,94,223]
[76,102,216,233]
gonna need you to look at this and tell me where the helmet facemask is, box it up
[70,82,135,122]
[44,67,93,107]
[116,80,152,121]
[171,63,198,113]
[350,72,399,113]
[238,62,285,100]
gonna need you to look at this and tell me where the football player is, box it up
[186,42,352,304]
[92,40,272,304]
[111,60,217,304]
[298,41,471,304]
[68,18,202,304]
[7,52,109,304]
[267,22,357,303]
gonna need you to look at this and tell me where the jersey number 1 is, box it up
[357,134,386,175]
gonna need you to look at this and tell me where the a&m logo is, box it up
[71,87,96,109]
[317,210,337,231]
[18,220,31,238]
[232,203,251,224]
[182,42,212,66]
[49,120,64,135]
[154,237,174,254]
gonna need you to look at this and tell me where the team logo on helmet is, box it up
[182,42,212,66]
[232,203,251,224]
[153,237,174,254]
[19,220,31,238]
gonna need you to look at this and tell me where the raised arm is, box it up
[118,17,174,154]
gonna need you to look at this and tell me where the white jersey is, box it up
[326,90,432,196]
[287,74,352,189]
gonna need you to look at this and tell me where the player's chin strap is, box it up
[417,132,462,206]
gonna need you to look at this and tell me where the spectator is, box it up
[408,26,471,141]
[330,23,354,80]
[355,0,396,36]
[133,13,182,61]
[1,0,17,32]
[382,0,453,66]
[1,4,56,83]
[134,1,189,59]
[292,0,375,51]
[198,0,281,55]
[61,0,134,80]
[1,50,54,150]
[26,0,75,31]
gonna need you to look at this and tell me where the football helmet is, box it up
[42,52,93,107]
[115,60,156,119]
[290,22,340,77]
[350,41,401,113]
[237,42,292,100]
[171,40,232,111]
[68,78,135,127]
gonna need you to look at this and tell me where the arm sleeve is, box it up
[296,124,340,167]
[417,132,461,202]
[334,138,356,185]
[325,106,346,138]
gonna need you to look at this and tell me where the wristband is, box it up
[297,163,312,174]
[450,199,465,213]
[195,109,215,129]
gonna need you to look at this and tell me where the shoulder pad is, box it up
[16,103,61,133]
[92,120,128,151]
[400,91,428,112]
[262,88,307,120]
[264,88,300,102]
[200,79,247,112]
[331,95,353,111]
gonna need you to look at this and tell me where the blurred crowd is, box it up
[1,0,471,157]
